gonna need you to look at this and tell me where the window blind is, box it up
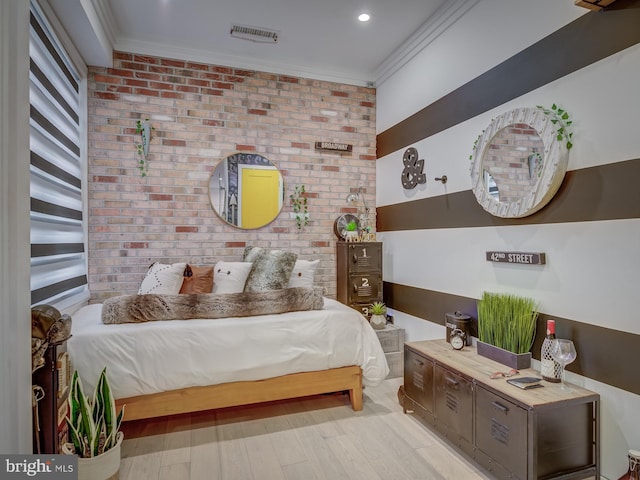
[29,1,88,309]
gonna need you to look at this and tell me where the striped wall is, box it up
[375,1,640,478]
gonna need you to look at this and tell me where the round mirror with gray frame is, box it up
[209,152,284,229]
[470,107,569,218]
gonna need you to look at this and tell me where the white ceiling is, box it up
[48,0,479,86]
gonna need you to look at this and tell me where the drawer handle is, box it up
[413,359,424,367]
[491,401,509,413]
[352,254,358,263]
[445,376,459,387]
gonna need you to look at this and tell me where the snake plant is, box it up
[66,367,124,457]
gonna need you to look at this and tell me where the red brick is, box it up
[186,62,209,71]
[163,139,187,147]
[123,242,148,249]
[134,88,160,97]
[133,55,158,64]
[176,226,198,233]
[119,62,147,71]
[107,68,134,78]
[359,154,377,160]
[202,88,224,96]
[291,142,309,149]
[341,126,356,133]
[248,109,267,116]
[211,81,233,90]
[203,119,225,127]
[161,59,185,68]
[225,241,246,248]
[160,91,183,99]
[331,90,348,97]
[279,75,299,84]
[124,79,148,87]
[321,166,339,172]
[113,52,132,60]
[94,92,119,101]
[94,74,121,84]
[149,81,174,90]
[361,101,374,108]
[213,66,233,74]
[176,85,199,93]
[311,116,328,123]
[147,195,173,203]
[311,241,329,247]
[92,176,120,183]
[236,144,255,151]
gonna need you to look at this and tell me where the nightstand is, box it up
[374,323,405,379]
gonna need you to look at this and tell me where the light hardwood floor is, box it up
[118,377,493,480]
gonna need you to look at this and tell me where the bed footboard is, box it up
[116,365,363,421]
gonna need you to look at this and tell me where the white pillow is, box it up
[288,259,320,288]
[138,262,187,295]
[212,261,253,294]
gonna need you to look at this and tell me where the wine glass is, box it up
[550,339,577,389]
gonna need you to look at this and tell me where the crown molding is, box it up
[375,0,480,87]
[78,0,118,66]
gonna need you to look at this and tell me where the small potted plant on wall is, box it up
[62,367,125,480]
[476,291,538,369]
[289,184,309,230]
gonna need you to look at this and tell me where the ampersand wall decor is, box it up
[401,147,426,189]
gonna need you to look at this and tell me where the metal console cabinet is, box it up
[402,340,599,480]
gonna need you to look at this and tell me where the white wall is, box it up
[376,1,640,478]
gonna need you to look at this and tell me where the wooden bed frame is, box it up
[116,365,363,421]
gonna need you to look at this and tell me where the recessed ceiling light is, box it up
[358,13,371,22]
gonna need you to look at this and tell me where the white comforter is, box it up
[68,298,389,399]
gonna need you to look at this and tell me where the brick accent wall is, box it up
[87,52,376,302]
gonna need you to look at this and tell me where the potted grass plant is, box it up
[369,301,387,330]
[62,367,125,480]
[476,292,538,369]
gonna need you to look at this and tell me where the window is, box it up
[29,1,88,309]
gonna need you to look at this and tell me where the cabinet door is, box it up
[404,349,434,413]
[347,273,382,305]
[475,385,527,479]
[348,243,382,273]
[434,365,473,443]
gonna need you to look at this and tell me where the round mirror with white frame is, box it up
[469,107,569,218]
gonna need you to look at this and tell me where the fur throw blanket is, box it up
[102,286,325,324]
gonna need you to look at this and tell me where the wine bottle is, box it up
[541,319,561,382]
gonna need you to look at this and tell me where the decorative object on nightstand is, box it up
[333,213,360,241]
[336,241,382,317]
[374,324,405,379]
[369,301,387,330]
[345,187,374,239]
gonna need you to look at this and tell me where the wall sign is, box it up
[486,251,546,265]
[315,141,352,152]
[401,147,426,189]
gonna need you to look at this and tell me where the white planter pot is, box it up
[370,314,386,330]
[63,431,123,480]
[345,230,359,242]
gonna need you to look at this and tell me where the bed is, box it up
[67,297,389,421]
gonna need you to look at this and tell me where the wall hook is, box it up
[435,175,448,184]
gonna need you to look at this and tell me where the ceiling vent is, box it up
[230,24,279,43]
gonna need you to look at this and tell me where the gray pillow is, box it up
[243,247,298,292]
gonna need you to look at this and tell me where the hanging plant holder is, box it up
[135,119,154,177]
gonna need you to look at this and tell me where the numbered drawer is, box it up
[404,348,434,413]
[347,274,382,304]
[475,385,527,480]
[375,325,405,353]
[347,243,382,273]
[434,365,473,444]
